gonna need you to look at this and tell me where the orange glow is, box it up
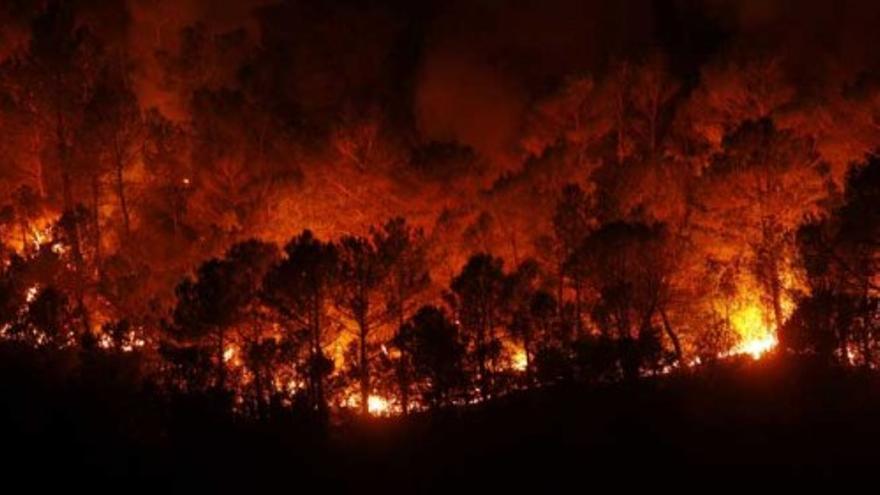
[511,347,528,372]
[727,300,778,360]
[31,215,58,248]
[50,241,66,255]
[25,285,39,303]
[223,345,238,365]
[342,392,396,416]
[730,332,778,359]
[31,227,48,249]
[367,395,391,416]
[0,0,877,440]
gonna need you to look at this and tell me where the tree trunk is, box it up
[358,314,370,416]
[861,281,873,368]
[311,296,326,416]
[58,116,91,336]
[616,84,627,167]
[574,280,583,337]
[557,259,566,329]
[660,308,683,365]
[32,131,46,198]
[114,141,131,237]
[19,217,29,254]
[91,174,102,271]
[398,360,410,416]
[649,96,658,160]
[217,328,226,391]
[254,364,266,420]
[394,285,410,415]
[60,162,82,261]
[477,314,489,401]
[770,271,784,334]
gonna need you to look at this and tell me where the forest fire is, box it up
[729,304,778,359]
[511,348,529,372]
[30,227,47,250]
[367,395,392,416]
[223,345,237,364]
[341,391,395,416]
[0,0,879,483]
[25,285,39,304]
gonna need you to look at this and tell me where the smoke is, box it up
[125,0,275,120]
[702,0,880,85]
[4,0,880,281]
[412,0,653,174]
[414,47,526,174]
[0,1,43,62]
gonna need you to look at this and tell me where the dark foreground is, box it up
[2,346,879,489]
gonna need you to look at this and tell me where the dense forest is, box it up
[0,0,879,483]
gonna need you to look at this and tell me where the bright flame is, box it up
[31,225,50,249]
[24,216,56,252]
[342,393,394,416]
[122,336,146,353]
[25,285,39,303]
[728,303,777,359]
[731,334,777,359]
[223,345,236,363]
[367,395,390,416]
[511,348,528,372]
[846,343,859,366]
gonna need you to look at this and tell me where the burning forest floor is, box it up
[3,347,880,488]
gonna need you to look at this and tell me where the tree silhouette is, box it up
[787,157,880,366]
[372,217,431,414]
[81,64,144,239]
[10,186,44,254]
[693,119,828,331]
[263,230,338,416]
[449,253,505,399]
[336,234,388,415]
[573,221,677,378]
[373,217,431,330]
[395,305,466,410]
[552,183,596,334]
[14,2,105,335]
[170,240,278,392]
[503,259,542,382]
[13,286,77,349]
